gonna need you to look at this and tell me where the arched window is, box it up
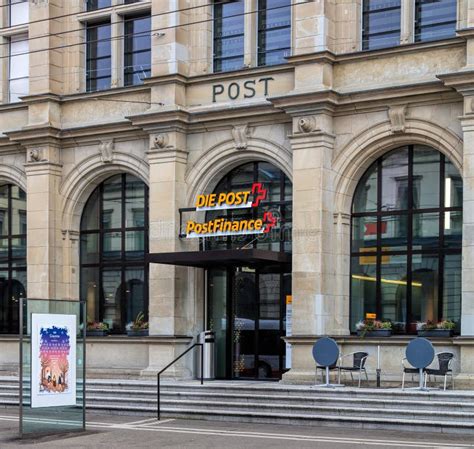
[80,174,148,334]
[351,145,462,333]
[0,184,26,334]
[205,161,292,251]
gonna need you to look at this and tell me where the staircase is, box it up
[2,376,474,434]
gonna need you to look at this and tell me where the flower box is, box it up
[357,329,392,337]
[126,329,149,337]
[417,329,453,338]
[87,330,108,337]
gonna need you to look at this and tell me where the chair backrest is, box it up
[437,352,454,374]
[353,352,369,369]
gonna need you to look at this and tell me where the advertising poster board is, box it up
[30,314,77,408]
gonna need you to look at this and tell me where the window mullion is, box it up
[111,12,123,87]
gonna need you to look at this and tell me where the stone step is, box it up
[82,395,474,422]
[85,403,474,435]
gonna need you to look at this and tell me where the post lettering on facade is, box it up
[212,77,274,103]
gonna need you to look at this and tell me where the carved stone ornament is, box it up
[232,125,249,150]
[99,140,114,163]
[153,133,170,149]
[28,148,43,163]
[297,116,318,133]
[388,105,407,133]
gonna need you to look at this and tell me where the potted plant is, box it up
[126,312,149,337]
[86,321,109,337]
[417,319,455,337]
[356,319,392,337]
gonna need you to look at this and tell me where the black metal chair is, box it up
[401,357,425,390]
[337,352,369,387]
[424,352,455,391]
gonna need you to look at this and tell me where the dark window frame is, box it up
[86,20,112,92]
[414,0,457,43]
[0,184,27,335]
[362,0,401,51]
[80,174,149,334]
[350,145,462,334]
[257,0,291,67]
[213,0,245,73]
[124,13,152,86]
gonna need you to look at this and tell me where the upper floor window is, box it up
[257,0,291,66]
[415,0,457,42]
[9,34,29,102]
[9,0,29,27]
[213,0,245,73]
[124,15,151,86]
[87,0,112,12]
[86,21,112,92]
[362,0,401,50]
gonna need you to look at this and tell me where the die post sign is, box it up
[185,183,278,239]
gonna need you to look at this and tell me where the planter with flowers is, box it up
[356,319,392,337]
[417,320,455,338]
[87,321,109,337]
[126,312,149,337]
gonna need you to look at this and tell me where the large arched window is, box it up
[205,161,292,251]
[80,174,148,334]
[0,184,26,334]
[351,145,462,333]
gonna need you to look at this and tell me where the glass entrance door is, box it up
[208,266,289,380]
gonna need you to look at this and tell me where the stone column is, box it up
[460,112,474,336]
[24,145,63,300]
[142,130,196,377]
[282,111,342,383]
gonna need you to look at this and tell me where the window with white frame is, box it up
[9,34,29,103]
[9,0,29,27]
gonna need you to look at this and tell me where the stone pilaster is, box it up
[142,130,197,377]
[282,111,341,382]
[460,112,474,336]
[24,145,63,300]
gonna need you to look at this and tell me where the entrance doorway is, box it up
[208,266,291,380]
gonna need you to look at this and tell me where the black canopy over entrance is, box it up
[147,249,291,270]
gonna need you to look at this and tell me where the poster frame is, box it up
[19,298,86,438]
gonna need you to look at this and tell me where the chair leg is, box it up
[402,372,405,390]
[358,369,362,388]
[365,369,369,384]
[350,372,354,383]
[444,374,447,391]
[452,374,455,391]
[338,368,341,385]
[424,372,427,388]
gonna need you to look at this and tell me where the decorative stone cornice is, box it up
[437,70,474,94]
[4,125,61,148]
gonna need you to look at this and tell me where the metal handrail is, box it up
[157,342,204,420]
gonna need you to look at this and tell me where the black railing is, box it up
[157,343,204,420]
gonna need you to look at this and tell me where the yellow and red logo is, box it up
[195,183,267,211]
[185,183,278,239]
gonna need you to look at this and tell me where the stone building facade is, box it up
[0,0,474,385]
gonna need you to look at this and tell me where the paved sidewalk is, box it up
[0,409,473,449]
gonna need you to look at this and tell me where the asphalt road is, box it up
[0,409,473,449]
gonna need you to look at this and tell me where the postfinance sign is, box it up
[185,183,277,239]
